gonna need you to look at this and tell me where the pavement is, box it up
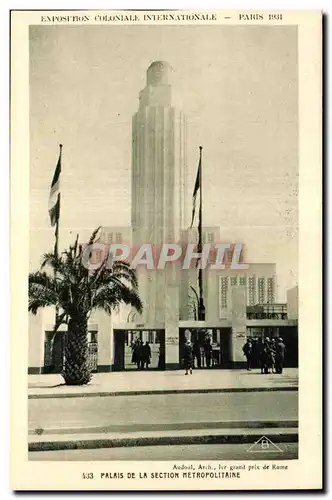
[28,388,298,455]
[28,368,298,399]
[29,442,299,461]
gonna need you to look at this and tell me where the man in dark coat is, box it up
[183,340,193,375]
[275,337,286,374]
[242,340,253,370]
[132,339,143,370]
[204,336,213,368]
[270,339,277,373]
[259,337,272,374]
[257,338,265,374]
[131,339,138,365]
[251,338,259,368]
[142,341,152,369]
[263,337,275,374]
[158,343,165,370]
[193,340,201,369]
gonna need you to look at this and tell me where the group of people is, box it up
[242,337,286,374]
[182,335,214,375]
[131,338,152,370]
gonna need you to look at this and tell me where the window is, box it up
[267,277,275,302]
[248,276,256,305]
[220,277,228,309]
[107,233,113,245]
[258,277,265,304]
[115,232,122,243]
[239,276,246,286]
[230,276,238,287]
[148,331,154,344]
[89,331,98,343]
[207,232,214,243]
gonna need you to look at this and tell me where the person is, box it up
[275,337,286,374]
[212,342,221,366]
[158,343,165,370]
[193,339,201,369]
[257,338,265,374]
[259,337,272,374]
[183,339,193,375]
[263,337,276,374]
[132,339,143,370]
[142,341,151,369]
[253,338,260,368]
[204,335,213,368]
[131,338,139,366]
[263,337,273,374]
[270,339,277,373]
[242,339,253,371]
[138,340,145,370]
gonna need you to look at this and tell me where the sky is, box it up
[29,24,298,300]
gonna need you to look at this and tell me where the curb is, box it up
[29,420,298,436]
[28,432,299,452]
[28,386,298,400]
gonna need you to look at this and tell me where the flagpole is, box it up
[198,146,205,321]
[54,144,62,259]
[54,144,62,323]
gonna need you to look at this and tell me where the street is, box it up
[29,391,298,433]
[29,442,298,461]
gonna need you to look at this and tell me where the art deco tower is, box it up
[132,61,187,325]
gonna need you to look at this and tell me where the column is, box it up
[164,264,180,369]
[91,310,112,372]
[230,286,247,365]
[28,311,44,374]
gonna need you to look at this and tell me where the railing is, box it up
[87,342,98,372]
[247,313,288,320]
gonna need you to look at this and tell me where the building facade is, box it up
[28,62,298,373]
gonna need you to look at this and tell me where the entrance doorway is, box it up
[247,326,298,367]
[113,329,166,371]
[179,328,232,369]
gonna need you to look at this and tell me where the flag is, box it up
[48,145,62,227]
[190,156,201,228]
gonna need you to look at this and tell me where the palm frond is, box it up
[88,227,101,245]
[29,228,142,319]
[28,271,59,314]
[92,276,142,314]
[40,252,62,271]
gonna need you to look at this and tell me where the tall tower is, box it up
[132,61,187,325]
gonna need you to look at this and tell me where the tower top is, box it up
[147,61,173,86]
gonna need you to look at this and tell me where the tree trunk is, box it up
[62,315,92,385]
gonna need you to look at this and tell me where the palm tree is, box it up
[29,228,142,385]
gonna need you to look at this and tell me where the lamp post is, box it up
[190,285,199,321]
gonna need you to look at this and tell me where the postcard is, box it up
[11,9,322,490]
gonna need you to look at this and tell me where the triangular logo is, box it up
[247,436,283,453]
